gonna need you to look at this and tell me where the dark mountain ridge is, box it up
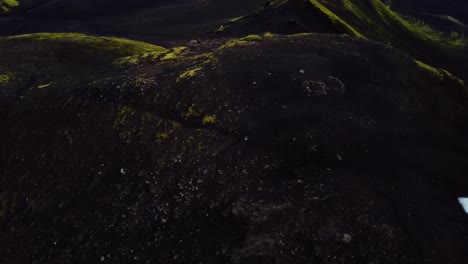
[1,1,468,263]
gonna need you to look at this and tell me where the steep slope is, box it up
[1,0,466,82]
[1,32,468,264]
[392,0,468,24]
[0,0,265,41]
[214,0,467,81]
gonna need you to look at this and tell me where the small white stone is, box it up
[299,69,305,74]
[100,256,105,262]
[343,233,352,243]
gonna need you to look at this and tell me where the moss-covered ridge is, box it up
[0,0,19,13]
[0,33,169,79]
[308,0,466,50]
[305,0,468,81]
[5,33,168,58]
[212,0,467,80]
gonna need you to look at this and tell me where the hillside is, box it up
[1,1,468,264]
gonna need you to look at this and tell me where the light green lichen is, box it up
[0,0,19,13]
[178,67,203,82]
[309,0,364,38]
[202,115,217,124]
[215,15,245,32]
[183,106,199,118]
[0,68,13,85]
[6,33,168,60]
[368,0,466,49]
[0,74,11,84]
[114,50,168,66]
[415,60,444,80]
[114,106,136,127]
[160,47,187,61]
[37,82,52,89]
[219,33,268,49]
[308,0,466,51]
[415,60,464,85]
[0,74,9,83]
[314,0,467,50]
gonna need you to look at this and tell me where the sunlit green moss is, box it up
[114,106,136,128]
[0,74,11,84]
[219,34,268,49]
[215,15,245,32]
[0,68,13,85]
[308,0,364,38]
[114,50,168,66]
[178,67,203,82]
[368,0,466,49]
[6,33,168,58]
[415,60,444,80]
[342,0,368,22]
[160,47,187,61]
[113,105,187,143]
[307,0,467,52]
[202,115,217,124]
[442,69,465,86]
[415,60,464,85]
[322,0,468,50]
[37,82,52,89]
[183,106,199,118]
[0,74,9,83]
[0,0,19,13]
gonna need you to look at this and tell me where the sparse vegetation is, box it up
[5,33,168,58]
[0,0,19,13]
[311,0,467,50]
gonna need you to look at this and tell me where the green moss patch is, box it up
[311,0,466,51]
[202,115,217,124]
[415,60,464,85]
[0,68,13,85]
[5,33,168,58]
[0,0,19,13]
[309,0,364,38]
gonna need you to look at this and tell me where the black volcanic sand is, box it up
[1,32,468,263]
[1,0,468,264]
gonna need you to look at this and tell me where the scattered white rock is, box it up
[343,233,352,243]
[299,69,305,74]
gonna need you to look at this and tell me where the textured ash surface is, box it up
[1,1,468,264]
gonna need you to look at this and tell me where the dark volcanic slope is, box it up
[1,32,468,264]
[1,0,467,80]
[1,1,468,264]
[0,0,265,41]
[213,0,468,82]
